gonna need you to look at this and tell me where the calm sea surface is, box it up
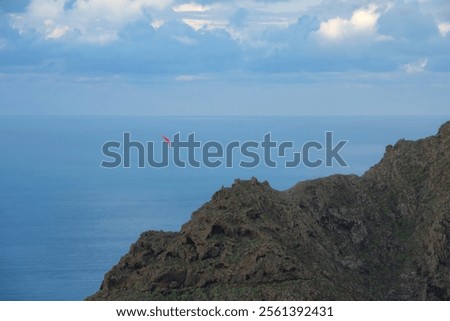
[0,116,447,300]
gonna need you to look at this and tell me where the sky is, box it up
[0,0,449,115]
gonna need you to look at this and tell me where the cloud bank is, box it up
[0,0,449,115]
[1,0,448,74]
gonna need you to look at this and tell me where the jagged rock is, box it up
[87,121,450,300]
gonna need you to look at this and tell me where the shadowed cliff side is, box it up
[87,121,450,300]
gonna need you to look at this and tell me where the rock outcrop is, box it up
[87,121,450,300]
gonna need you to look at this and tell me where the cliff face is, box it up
[87,121,450,300]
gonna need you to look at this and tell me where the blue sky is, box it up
[0,0,449,115]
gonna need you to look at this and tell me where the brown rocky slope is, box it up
[88,121,450,300]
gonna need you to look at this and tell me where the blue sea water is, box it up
[0,115,448,300]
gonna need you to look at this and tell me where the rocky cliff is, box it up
[88,121,450,300]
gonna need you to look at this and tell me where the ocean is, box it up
[0,115,448,300]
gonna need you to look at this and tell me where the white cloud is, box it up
[6,0,391,50]
[182,18,209,31]
[402,58,428,74]
[43,19,70,39]
[3,0,450,77]
[181,18,226,31]
[46,25,70,39]
[10,0,173,44]
[172,2,210,13]
[151,19,165,29]
[316,4,380,41]
[244,0,321,15]
[438,22,450,37]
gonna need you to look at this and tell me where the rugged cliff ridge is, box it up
[88,121,450,300]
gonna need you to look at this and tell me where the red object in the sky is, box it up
[162,135,171,146]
